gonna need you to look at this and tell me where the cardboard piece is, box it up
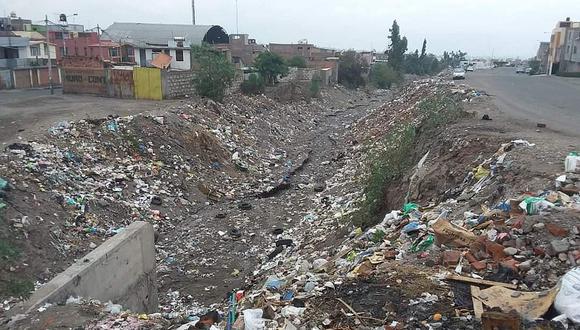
[472,286,558,321]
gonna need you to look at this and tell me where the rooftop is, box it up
[103,22,229,48]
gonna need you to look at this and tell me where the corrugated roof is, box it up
[102,22,228,48]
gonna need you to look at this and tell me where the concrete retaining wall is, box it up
[16,221,157,314]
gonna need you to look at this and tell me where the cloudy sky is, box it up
[3,0,580,58]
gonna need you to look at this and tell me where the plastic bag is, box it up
[243,309,266,330]
[474,165,491,180]
[519,197,554,215]
[402,203,419,215]
[565,152,580,173]
[554,267,580,324]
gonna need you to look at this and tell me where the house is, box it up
[102,22,229,70]
[0,13,32,32]
[536,42,550,74]
[0,31,56,69]
[214,34,267,67]
[269,41,336,64]
[548,17,580,75]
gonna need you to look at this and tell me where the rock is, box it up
[150,196,162,206]
[89,242,97,249]
[313,183,326,192]
[503,247,518,256]
[532,222,545,230]
[312,258,328,272]
[550,239,570,254]
[518,260,532,271]
[558,253,568,262]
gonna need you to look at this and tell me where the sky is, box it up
[3,0,580,58]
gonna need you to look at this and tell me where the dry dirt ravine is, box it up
[155,93,389,310]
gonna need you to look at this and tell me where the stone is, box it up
[441,250,462,266]
[503,247,518,256]
[558,253,568,262]
[550,239,570,254]
[312,258,328,272]
[500,258,519,272]
[546,223,569,237]
[89,242,97,249]
[485,241,507,261]
[517,260,532,272]
[502,240,517,248]
[532,222,545,230]
[303,282,316,292]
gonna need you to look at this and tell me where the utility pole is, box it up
[192,0,196,25]
[45,15,54,95]
[235,0,239,33]
[97,24,103,60]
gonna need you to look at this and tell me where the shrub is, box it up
[240,73,265,95]
[338,50,368,89]
[309,76,322,98]
[191,44,235,102]
[370,63,400,89]
[288,56,307,68]
[254,52,289,85]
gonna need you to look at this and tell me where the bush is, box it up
[240,73,265,95]
[309,76,322,98]
[191,44,235,102]
[254,52,289,85]
[288,56,307,68]
[370,63,400,89]
[338,50,368,89]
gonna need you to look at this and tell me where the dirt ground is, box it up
[0,88,172,144]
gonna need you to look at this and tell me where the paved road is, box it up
[467,67,580,137]
[0,88,166,144]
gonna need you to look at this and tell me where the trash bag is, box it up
[474,165,491,180]
[565,152,580,173]
[410,234,435,252]
[554,267,580,324]
[519,197,554,215]
[243,309,266,330]
[402,203,419,215]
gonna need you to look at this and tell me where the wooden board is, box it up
[446,274,518,289]
[471,286,483,320]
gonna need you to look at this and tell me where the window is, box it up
[30,45,40,56]
[574,46,578,54]
[176,49,184,61]
[127,47,134,56]
[60,47,66,55]
[176,41,184,48]
[109,48,119,57]
[55,32,63,40]
[84,47,87,56]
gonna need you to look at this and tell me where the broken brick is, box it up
[442,250,462,266]
[533,247,545,257]
[471,260,487,271]
[465,252,478,264]
[485,241,507,261]
[500,258,519,272]
[546,223,569,237]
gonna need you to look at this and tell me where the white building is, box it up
[103,22,229,70]
[0,31,56,69]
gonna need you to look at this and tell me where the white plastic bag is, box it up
[554,267,580,324]
[243,309,265,330]
[565,154,580,173]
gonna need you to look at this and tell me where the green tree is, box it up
[386,20,408,72]
[403,50,420,74]
[240,73,265,95]
[338,50,368,89]
[254,52,289,85]
[370,63,400,89]
[191,44,235,102]
[420,39,427,60]
[288,55,307,68]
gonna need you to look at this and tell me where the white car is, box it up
[466,66,475,72]
[452,68,466,80]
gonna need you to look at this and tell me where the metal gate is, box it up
[133,67,162,100]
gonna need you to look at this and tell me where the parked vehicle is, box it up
[525,67,532,74]
[466,66,475,72]
[516,66,526,73]
[452,68,466,80]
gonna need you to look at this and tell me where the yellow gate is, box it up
[133,67,162,100]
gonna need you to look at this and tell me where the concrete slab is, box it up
[14,221,157,314]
